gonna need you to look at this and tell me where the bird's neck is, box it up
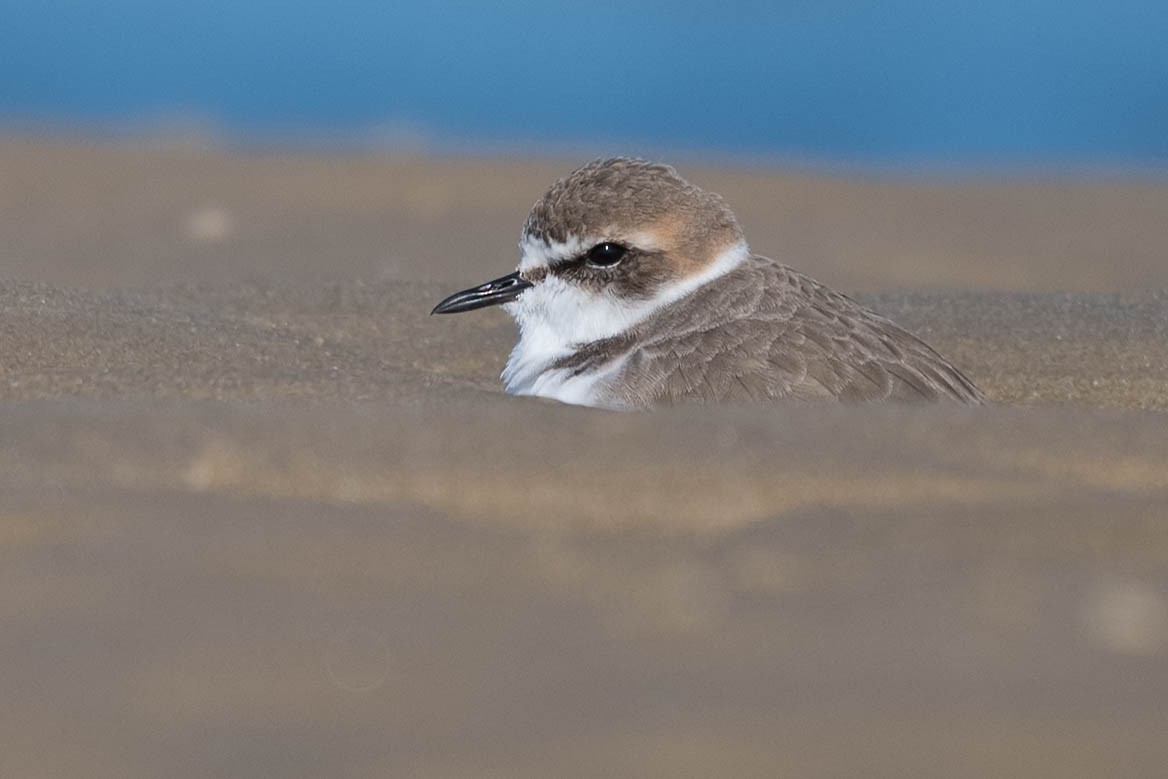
[501,242,749,397]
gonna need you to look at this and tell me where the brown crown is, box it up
[522,158,745,269]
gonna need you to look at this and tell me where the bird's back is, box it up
[551,254,984,408]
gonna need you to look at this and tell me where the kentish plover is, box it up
[433,158,983,409]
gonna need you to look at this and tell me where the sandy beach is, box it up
[2,137,1167,777]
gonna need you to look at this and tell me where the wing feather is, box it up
[553,254,984,408]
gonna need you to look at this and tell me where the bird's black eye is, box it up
[586,242,627,268]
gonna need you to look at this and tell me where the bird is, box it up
[432,157,983,410]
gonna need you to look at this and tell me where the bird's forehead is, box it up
[517,233,585,272]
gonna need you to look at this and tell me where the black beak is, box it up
[431,271,534,315]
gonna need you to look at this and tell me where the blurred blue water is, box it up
[2,0,1165,164]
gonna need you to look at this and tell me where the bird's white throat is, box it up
[501,241,749,406]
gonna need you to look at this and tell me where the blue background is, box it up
[2,0,1166,165]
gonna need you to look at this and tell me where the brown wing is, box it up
[554,255,983,408]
